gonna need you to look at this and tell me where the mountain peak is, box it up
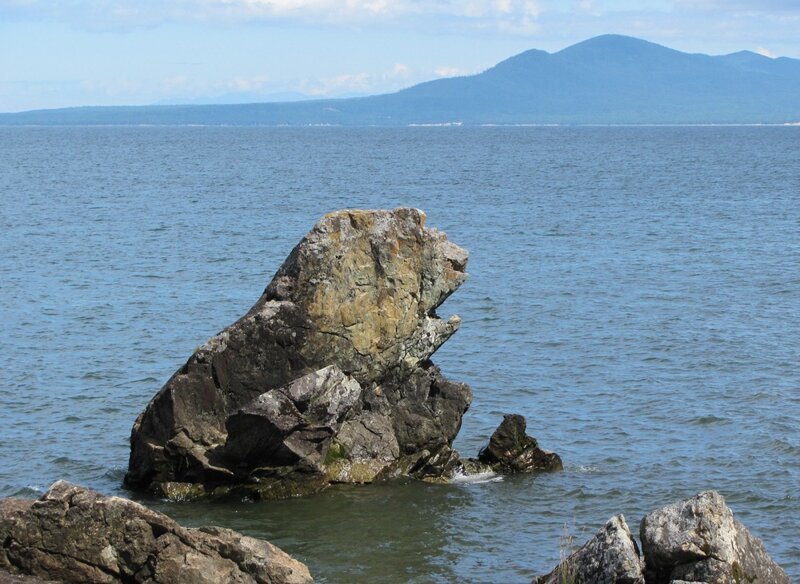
[722,50,773,63]
[557,34,680,59]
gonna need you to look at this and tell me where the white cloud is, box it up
[495,0,513,13]
[0,0,549,32]
[391,63,411,77]
[755,46,777,57]
[227,74,270,91]
[164,75,191,90]
[295,61,433,96]
[434,66,464,77]
[671,0,800,12]
[524,0,540,17]
[81,77,144,97]
[302,72,372,96]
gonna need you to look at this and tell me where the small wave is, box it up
[13,485,45,498]
[452,470,503,484]
[103,467,127,482]
[688,415,731,426]
[764,439,800,456]
[571,464,600,474]
[113,376,159,388]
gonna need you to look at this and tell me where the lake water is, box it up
[1,126,798,583]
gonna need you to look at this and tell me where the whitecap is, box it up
[452,470,503,484]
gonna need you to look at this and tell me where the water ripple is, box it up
[1,126,798,582]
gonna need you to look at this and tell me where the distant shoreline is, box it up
[1,122,799,128]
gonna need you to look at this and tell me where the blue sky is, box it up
[1,0,798,112]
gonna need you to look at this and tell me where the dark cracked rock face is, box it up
[125,208,472,499]
[0,481,312,584]
[476,414,563,474]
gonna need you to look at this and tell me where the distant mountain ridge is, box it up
[2,35,799,125]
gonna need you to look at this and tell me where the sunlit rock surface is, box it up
[0,481,312,584]
[534,491,789,584]
[534,515,644,584]
[640,490,790,584]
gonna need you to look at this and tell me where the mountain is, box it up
[2,35,799,125]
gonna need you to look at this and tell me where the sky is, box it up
[1,0,799,112]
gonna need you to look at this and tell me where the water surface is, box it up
[1,126,798,582]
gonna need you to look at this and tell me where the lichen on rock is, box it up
[125,208,472,499]
[0,481,312,584]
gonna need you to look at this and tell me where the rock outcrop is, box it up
[534,515,644,584]
[0,481,312,584]
[125,208,472,498]
[640,491,790,584]
[476,414,562,473]
[534,491,789,584]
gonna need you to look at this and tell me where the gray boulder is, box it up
[0,481,312,584]
[534,515,644,584]
[477,414,562,473]
[534,491,789,584]
[125,208,472,498]
[640,490,790,584]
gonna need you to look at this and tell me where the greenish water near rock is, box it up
[1,126,798,582]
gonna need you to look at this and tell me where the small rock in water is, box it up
[0,481,312,584]
[476,414,563,473]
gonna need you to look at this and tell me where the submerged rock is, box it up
[640,490,790,584]
[534,515,644,584]
[0,481,312,584]
[125,208,472,498]
[534,491,789,584]
[476,414,562,473]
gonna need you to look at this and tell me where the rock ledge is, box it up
[0,481,312,584]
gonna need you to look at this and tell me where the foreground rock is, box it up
[476,414,562,473]
[534,515,644,584]
[126,208,472,499]
[0,481,312,584]
[0,571,59,584]
[640,491,790,584]
[535,491,788,584]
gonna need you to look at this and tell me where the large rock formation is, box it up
[0,481,312,584]
[125,208,472,498]
[534,491,789,584]
[640,491,790,584]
